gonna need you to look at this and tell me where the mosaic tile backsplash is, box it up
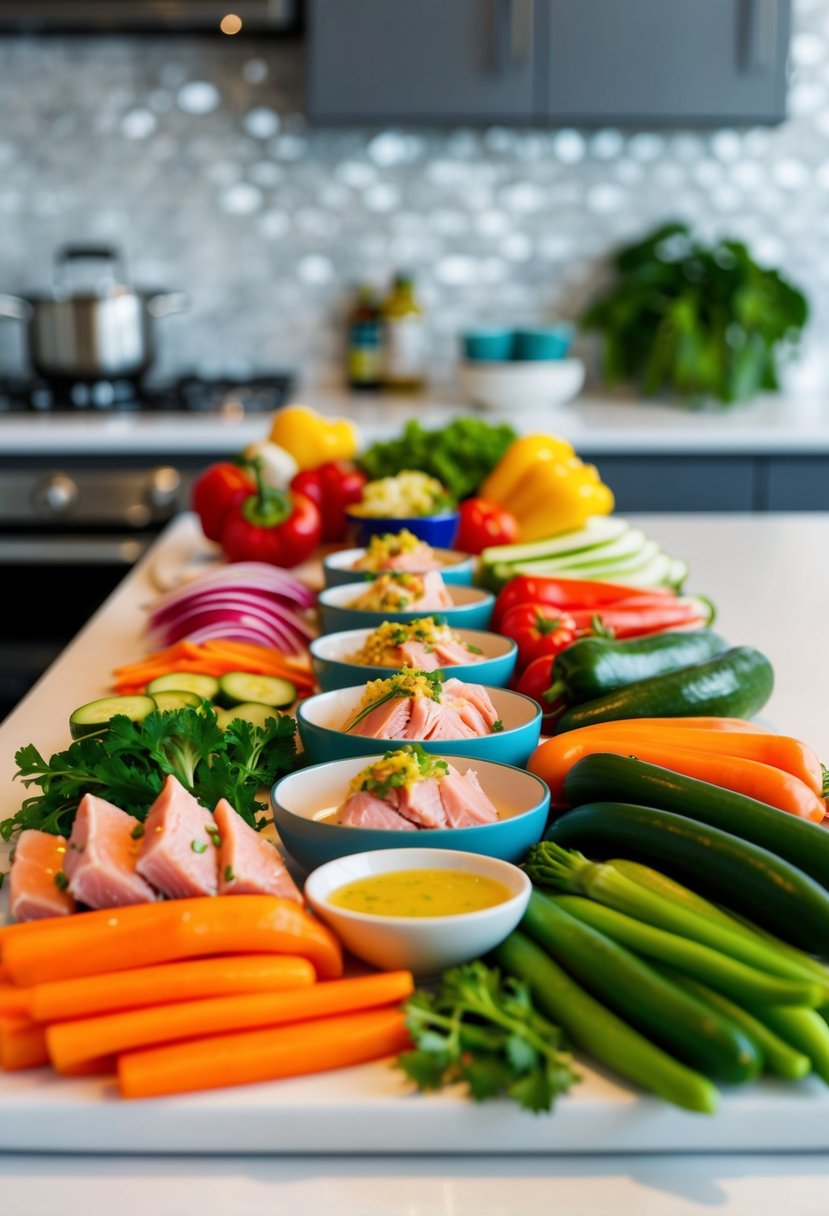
[2,0,829,392]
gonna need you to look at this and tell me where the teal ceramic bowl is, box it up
[296,684,542,767]
[310,627,518,692]
[318,582,494,635]
[345,509,460,549]
[513,324,574,361]
[323,545,475,589]
[272,754,550,871]
[462,328,516,362]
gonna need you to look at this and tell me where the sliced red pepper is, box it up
[220,462,321,567]
[565,601,711,639]
[500,604,579,669]
[191,462,254,543]
[493,575,673,627]
[456,498,518,555]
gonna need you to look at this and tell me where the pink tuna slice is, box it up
[442,678,498,727]
[396,777,448,829]
[406,697,476,741]
[434,638,483,666]
[136,774,219,898]
[345,696,412,738]
[383,543,442,572]
[8,829,76,922]
[64,795,158,909]
[411,570,454,611]
[335,790,417,830]
[448,698,491,736]
[399,640,442,671]
[213,798,301,903]
[439,765,499,828]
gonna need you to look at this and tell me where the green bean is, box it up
[749,1007,829,1085]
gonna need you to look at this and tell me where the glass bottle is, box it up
[381,273,426,392]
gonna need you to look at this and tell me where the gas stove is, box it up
[0,371,295,415]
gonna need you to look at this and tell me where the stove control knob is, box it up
[146,466,181,515]
[32,473,78,518]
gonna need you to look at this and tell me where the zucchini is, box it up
[554,646,773,734]
[149,689,203,713]
[563,754,829,890]
[547,801,829,953]
[215,702,283,731]
[481,518,629,568]
[69,694,157,739]
[146,672,220,700]
[217,672,296,709]
[551,629,728,706]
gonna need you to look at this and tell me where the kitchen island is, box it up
[1,512,828,1213]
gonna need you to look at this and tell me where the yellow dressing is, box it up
[328,868,513,918]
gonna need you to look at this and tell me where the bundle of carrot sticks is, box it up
[113,640,317,697]
[0,896,412,1099]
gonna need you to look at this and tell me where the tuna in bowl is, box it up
[272,748,550,870]
[296,674,542,767]
[323,529,474,589]
[318,575,494,634]
[310,620,517,691]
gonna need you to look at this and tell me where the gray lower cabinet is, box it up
[762,458,829,510]
[586,456,757,512]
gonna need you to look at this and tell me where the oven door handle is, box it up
[0,536,151,564]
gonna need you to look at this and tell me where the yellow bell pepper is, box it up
[269,405,360,471]
[481,434,614,542]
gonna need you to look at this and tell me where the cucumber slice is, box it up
[481,517,629,568]
[70,694,157,740]
[150,689,203,713]
[146,673,220,700]
[666,557,689,590]
[510,530,649,574]
[218,672,296,709]
[216,702,284,731]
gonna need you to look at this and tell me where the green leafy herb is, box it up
[4,706,297,841]
[359,417,517,501]
[0,870,6,890]
[54,871,69,891]
[581,221,809,404]
[191,839,208,854]
[130,823,145,841]
[206,824,222,847]
[398,962,579,1114]
[491,719,504,733]
[224,865,236,883]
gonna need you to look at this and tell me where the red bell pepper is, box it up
[291,461,367,543]
[493,575,673,628]
[191,462,254,543]
[455,498,518,555]
[500,604,579,669]
[220,462,321,567]
[514,654,567,718]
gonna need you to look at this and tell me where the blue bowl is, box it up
[344,509,460,550]
[462,329,516,362]
[513,325,574,361]
[296,684,542,767]
[323,545,475,589]
[310,627,518,692]
[272,754,550,871]
[318,582,494,635]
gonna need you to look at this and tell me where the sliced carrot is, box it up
[0,1015,48,1071]
[48,971,413,1071]
[30,954,315,1023]
[58,1057,116,1077]
[118,1005,411,1099]
[3,896,343,987]
[0,982,32,1018]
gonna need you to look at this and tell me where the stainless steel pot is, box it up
[0,245,187,381]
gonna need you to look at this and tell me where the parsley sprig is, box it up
[4,705,297,841]
[398,962,579,1113]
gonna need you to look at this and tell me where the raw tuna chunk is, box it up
[346,697,411,738]
[213,798,301,903]
[336,790,417,830]
[450,700,491,736]
[399,640,442,671]
[443,679,498,727]
[64,794,158,909]
[406,697,477,741]
[136,775,219,898]
[383,543,442,573]
[434,638,483,666]
[397,778,448,829]
[412,570,454,611]
[8,830,76,922]
[439,766,499,828]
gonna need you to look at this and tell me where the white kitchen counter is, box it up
[3,389,829,456]
[1,512,828,1213]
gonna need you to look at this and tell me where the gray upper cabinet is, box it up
[308,0,537,123]
[307,0,790,127]
[541,0,791,126]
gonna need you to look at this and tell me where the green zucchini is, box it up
[148,689,203,713]
[146,672,220,700]
[551,629,727,706]
[553,646,773,734]
[546,801,829,953]
[563,754,829,890]
[69,694,157,739]
[215,702,283,731]
[217,671,296,709]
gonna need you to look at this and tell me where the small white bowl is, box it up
[304,847,531,975]
[458,357,585,412]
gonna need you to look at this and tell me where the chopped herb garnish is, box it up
[224,865,236,882]
[54,871,69,891]
[0,870,5,890]
[206,824,221,846]
[465,644,484,655]
[191,839,208,854]
[351,744,449,799]
[130,823,145,840]
[491,719,504,733]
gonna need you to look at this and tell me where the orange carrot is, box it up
[30,954,315,1023]
[0,983,32,1018]
[0,1015,48,1071]
[118,1005,411,1099]
[3,896,343,987]
[48,971,414,1071]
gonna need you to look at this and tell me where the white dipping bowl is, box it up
[304,847,531,976]
[459,357,585,412]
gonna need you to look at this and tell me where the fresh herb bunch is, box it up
[398,962,579,1113]
[4,705,297,841]
[581,222,809,404]
[359,418,517,502]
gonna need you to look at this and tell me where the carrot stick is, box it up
[30,954,315,1023]
[3,896,343,986]
[49,971,414,1072]
[118,1005,411,1099]
[0,983,32,1018]
[0,1015,48,1071]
